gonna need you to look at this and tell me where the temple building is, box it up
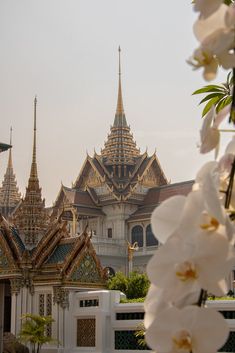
[51,48,193,275]
[0,128,21,218]
[0,98,106,352]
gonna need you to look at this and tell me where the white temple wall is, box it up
[102,203,137,241]
[39,290,235,353]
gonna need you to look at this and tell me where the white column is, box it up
[63,292,73,352]
[57,305,65,352]
[15,289,23,335]
[10,293,17,335]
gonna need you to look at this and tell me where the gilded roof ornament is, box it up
[0,127,21,217]
[101,47,140,172]
[14,97,49,248]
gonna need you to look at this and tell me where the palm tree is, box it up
[18,314,55,353]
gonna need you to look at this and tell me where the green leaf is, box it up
[224,0,233,5]
[199,93,225,105]
[202,96,222,117]
[216,96,232,113]
[192,85,226,95]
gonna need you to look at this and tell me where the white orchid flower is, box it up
[146,306,229,353]
[144,285,201,330]
[194,0,224,19]
[144,285,170,330]
[200,104,230,155]
[147,232,233,302]
[200,106,220,154]
[151,182,232,245]
[194,4,235,71]
[194,4,229,43]
[187,47,218,81]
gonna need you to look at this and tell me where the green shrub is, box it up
[107,271,150,299]
[107,271,128,294]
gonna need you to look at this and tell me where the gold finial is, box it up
[30,96,38,179]
[10,127,12,145]
[116,46,125,116]
[118,46,121,76]
[7,127,13,168]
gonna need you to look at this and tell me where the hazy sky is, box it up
[0,1,229,205]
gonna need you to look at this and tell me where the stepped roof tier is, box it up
[0,128,21,218]
[52,49,168,221]
[101,47,141,178]
[0,214,105,289]
[14,97,49,248]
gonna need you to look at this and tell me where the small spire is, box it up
[30,96,38,180]
[116,46,125,116]
[10,127,12,145]
[7,127,13,169]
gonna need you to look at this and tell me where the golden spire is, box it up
[116,46,125,115]
[0,126,21,217]
[29,96,38,180]
[8,127,13,169]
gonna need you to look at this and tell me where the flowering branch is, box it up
[144,2,235,353]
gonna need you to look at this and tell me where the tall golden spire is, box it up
[8,127,13,169]
[114,47,127,127]
[0,127,21,217]
[116,46,124,115]
[101,47,140,174]
[29,96,38,180]
[14,97,49,248]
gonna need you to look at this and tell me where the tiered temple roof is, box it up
[0,128,21,217]
[52,48,168,217]
[101,47,141,179]
[14,97,49,248]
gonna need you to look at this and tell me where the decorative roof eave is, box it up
[128,152,148,180]
[63,235,105,283]
[137,153,168,185]
[73,155,121,201]
[74,154,92,189]
[0,217,21,268]
[60,233,88,276]
[84,186,100,206]
[33,220,68,268]
[93,155,121,190]
[53,184,73,208]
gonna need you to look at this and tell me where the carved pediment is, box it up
[81,167,103,189]
[70,253,103,283]
[142,165,159,187]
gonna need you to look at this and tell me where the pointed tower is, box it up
[101,47,140,178]
[0,128,21,217]
[14,97,49,248]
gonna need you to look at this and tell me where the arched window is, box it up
[146,224,158,247]
[131,225,143,247]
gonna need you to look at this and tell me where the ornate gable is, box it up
[81,166,103,189]
[70,253,102,283]
[63,236,105,285]
[140,155,168,188]
[142,164,161,187]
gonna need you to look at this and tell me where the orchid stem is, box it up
[197,289,207,307]
[229,67,235,124]
[225,156,235,209]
